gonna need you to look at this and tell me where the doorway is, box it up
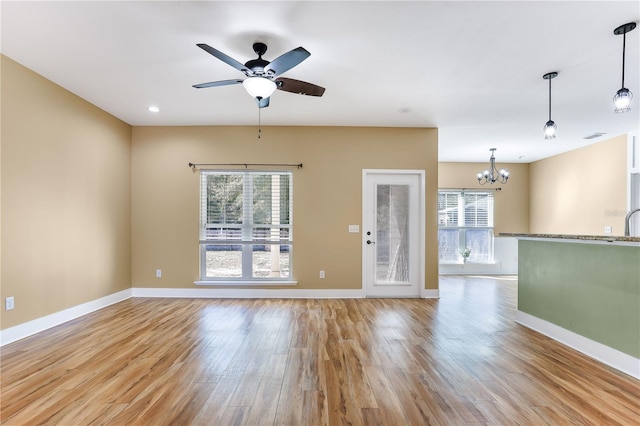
[362,170,425,297]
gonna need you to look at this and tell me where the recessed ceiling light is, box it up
[147,105,160,113]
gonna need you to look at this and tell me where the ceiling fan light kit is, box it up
[242,77,276,99]
[613,22,636,113]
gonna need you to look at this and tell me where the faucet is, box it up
[624,208,640,236]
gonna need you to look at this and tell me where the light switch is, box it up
[348,225,359,233]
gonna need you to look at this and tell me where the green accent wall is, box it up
[518,240,640,358]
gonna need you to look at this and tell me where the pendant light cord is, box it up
[548,77,552,121]
[621,31,626,87]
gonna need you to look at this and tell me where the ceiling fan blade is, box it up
[256,97,270,108]
[276,78,325,97]
[192,79,243,89]
[196,43,250,74]
[264,47,310,76]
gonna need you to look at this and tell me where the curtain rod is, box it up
[441,187,502,191]
[188,162,303,172]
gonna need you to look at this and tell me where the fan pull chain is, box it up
[258,104,262,139]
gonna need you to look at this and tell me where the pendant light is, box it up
[543,72,558,140]
[613,22,636,114]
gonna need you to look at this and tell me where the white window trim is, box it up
[194,280,298,286]
[438,189,495,265]
[198,170,294,283]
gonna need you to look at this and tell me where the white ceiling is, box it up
[1,1,639,163]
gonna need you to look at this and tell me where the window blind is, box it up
[438,191,494,228]
[199,170,293,244]
[463,192,493,227]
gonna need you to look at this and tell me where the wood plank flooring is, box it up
[1,275,639,425]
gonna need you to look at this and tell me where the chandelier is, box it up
[477,148,509,185]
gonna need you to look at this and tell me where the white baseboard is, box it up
[516,311,640,379]
[132,287,367,299]
[421,289,440,298]
[0,289,132,347]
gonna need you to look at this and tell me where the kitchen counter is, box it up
[509,234,640,378]
[500,232,640,244]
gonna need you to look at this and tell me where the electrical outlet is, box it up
[319,270,325,279]
[156,269,162,278]
[5,297,15,311]
[604,226,612,234]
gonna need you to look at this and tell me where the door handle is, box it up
[367,240,375,245]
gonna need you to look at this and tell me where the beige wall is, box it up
[132,126,439,290]
[1,54,438,331]
[1,56,132,329]
[438,162,530,234]
[2,46,628,334]
[529,135,628,235]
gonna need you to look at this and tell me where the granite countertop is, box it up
[499,233,640,243]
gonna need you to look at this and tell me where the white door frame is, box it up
[362,169,426,297]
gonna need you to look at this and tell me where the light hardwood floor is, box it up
[1,276,639,425]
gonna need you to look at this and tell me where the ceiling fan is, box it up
[193,42,325,108]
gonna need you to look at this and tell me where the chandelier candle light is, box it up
[543,72,558,140]
[613,22,636,113]
[477,148,509,185]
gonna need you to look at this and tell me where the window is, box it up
[438,190,494,263]
[199,170,293,281]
